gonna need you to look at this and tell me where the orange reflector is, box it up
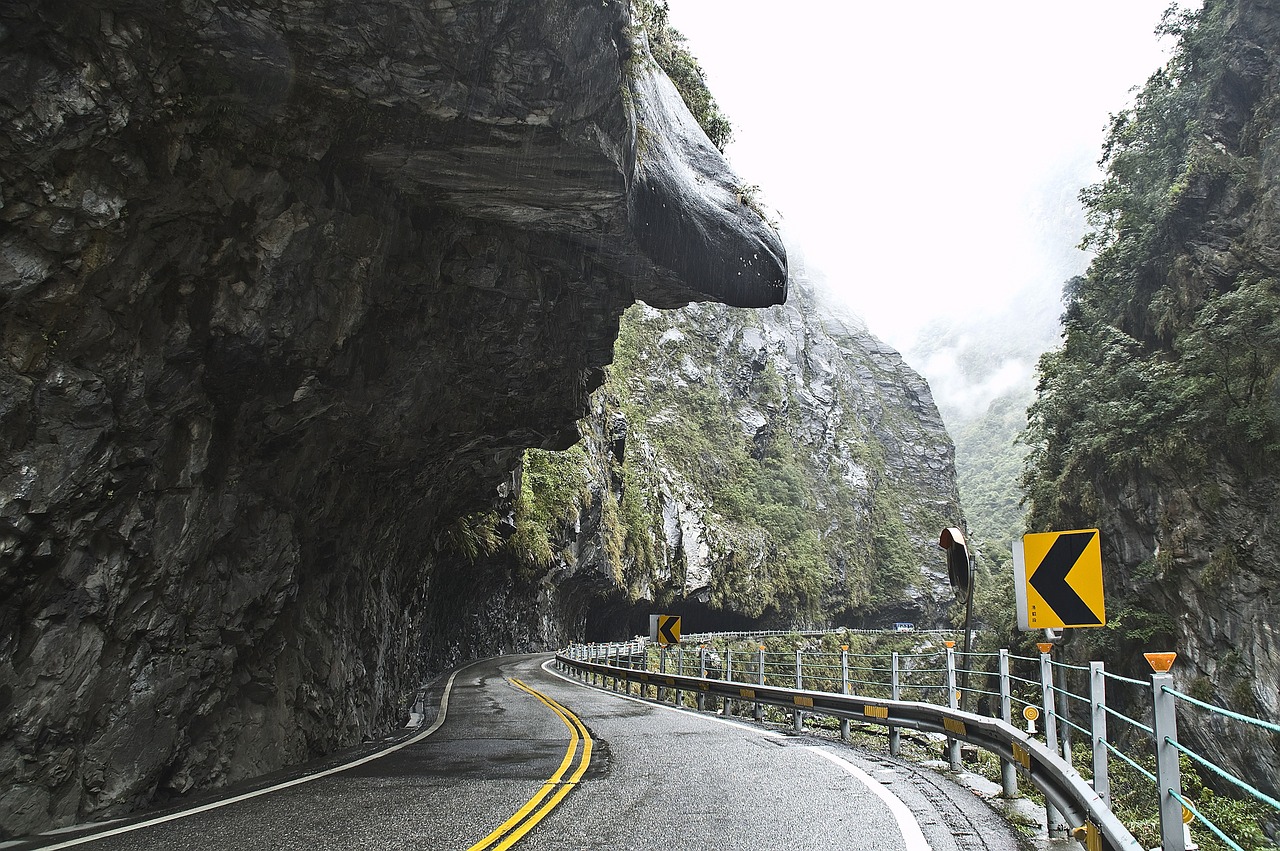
[944,640,956,649]
[1037,643,1054,654]
[1144,652,1177,672]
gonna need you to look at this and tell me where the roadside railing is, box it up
[558,634,1280,851]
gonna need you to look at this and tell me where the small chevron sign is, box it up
[648,614,681,646]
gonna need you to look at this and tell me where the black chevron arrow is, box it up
[1029,531,1102,626]
[658,616,679,645]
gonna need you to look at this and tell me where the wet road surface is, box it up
[9,654,1023,851]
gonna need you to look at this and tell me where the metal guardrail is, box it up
[555,648,1139,851]
[557,634,1280,851]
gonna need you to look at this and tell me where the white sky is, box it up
[664,0,1187,353]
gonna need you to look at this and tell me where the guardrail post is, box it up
[1090,661,1110,807]
[839,646,851,742]
[946,642,961,771]
[611,645,620,692]
[697,646,707,711]
[675,645,684,708]
[794,648,804,732]
[1149,654,1185,851]
[1057,661,1072,761]
[890,651,901,757]
[755,645,765,723]
[631,643,639,696]
[725,646,734,716]
[658,647,667,703]
[998,649,1018,797]
[1040,643,1068,839]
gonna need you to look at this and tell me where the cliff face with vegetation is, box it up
[450,262,963,636]
[1022,0,1280,797]
[0,0,785,835]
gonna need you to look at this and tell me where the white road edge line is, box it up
[32,663,475,850]
[542,657,932,851]
[805,747,933,851]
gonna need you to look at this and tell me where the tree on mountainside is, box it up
[1023,0,1280,537]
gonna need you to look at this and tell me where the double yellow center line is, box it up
[466,679,592,851]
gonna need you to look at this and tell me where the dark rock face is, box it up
[0,0,784,835]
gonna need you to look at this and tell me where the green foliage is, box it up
[1020,1,1280,692]
[606,303,936,623]
[439,511,503,562]
[508,446,590,572]
[632,0,733,150]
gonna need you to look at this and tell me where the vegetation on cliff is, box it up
[447,275,961,630]
[632,0,733,150]
[1025,2,1278,538]
[1020,0,1280,796]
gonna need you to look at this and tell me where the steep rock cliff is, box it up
[451,259,962,637]
[0,0,785,835]
[1023,0,1279,800]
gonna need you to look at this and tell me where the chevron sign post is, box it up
[1013,530,1106,630]
[648,614,681,646]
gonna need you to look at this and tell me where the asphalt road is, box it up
[10,654,1024,851]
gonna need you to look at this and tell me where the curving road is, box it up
[11,654,1023,851]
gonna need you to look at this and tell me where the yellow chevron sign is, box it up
[648,614,681,645]
[1014,530,1106,630]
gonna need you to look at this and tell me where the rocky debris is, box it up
[0,0,784,836]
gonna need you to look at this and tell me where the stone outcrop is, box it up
[0,0,784,835]
[458,257,963,636]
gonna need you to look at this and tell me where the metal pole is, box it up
[839,646,851,742]
[999,649,1018,797]
[725,645,734,716]
[946,643,961,770]
[890,651,901,757]
[1090,661,1110,807]
[1152,670,1185,851]
[658,647,667,704]
[675,646,684,708]
[961,556,975,711]
[697,646,707,711]
[1040,645,1068,839]
[794,648,804,732]
[755,645,764,723]
[1057,661,1073,762]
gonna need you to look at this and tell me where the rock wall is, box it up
[0,0,784,835]
[1023,0,1280,801]
[449,257,963,637]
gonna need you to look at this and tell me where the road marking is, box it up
[546,658,931,851]
[467,679,591,851]
[805,747,932,851]
[26,663,475,849]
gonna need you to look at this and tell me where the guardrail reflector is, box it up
[863,706,889,719]
[740,688,755,699]
[1074,821,1102,851]
[664,677,675,686]
[1012,741,1031,769]
[943,718,967,736]
[794,696,814,708]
